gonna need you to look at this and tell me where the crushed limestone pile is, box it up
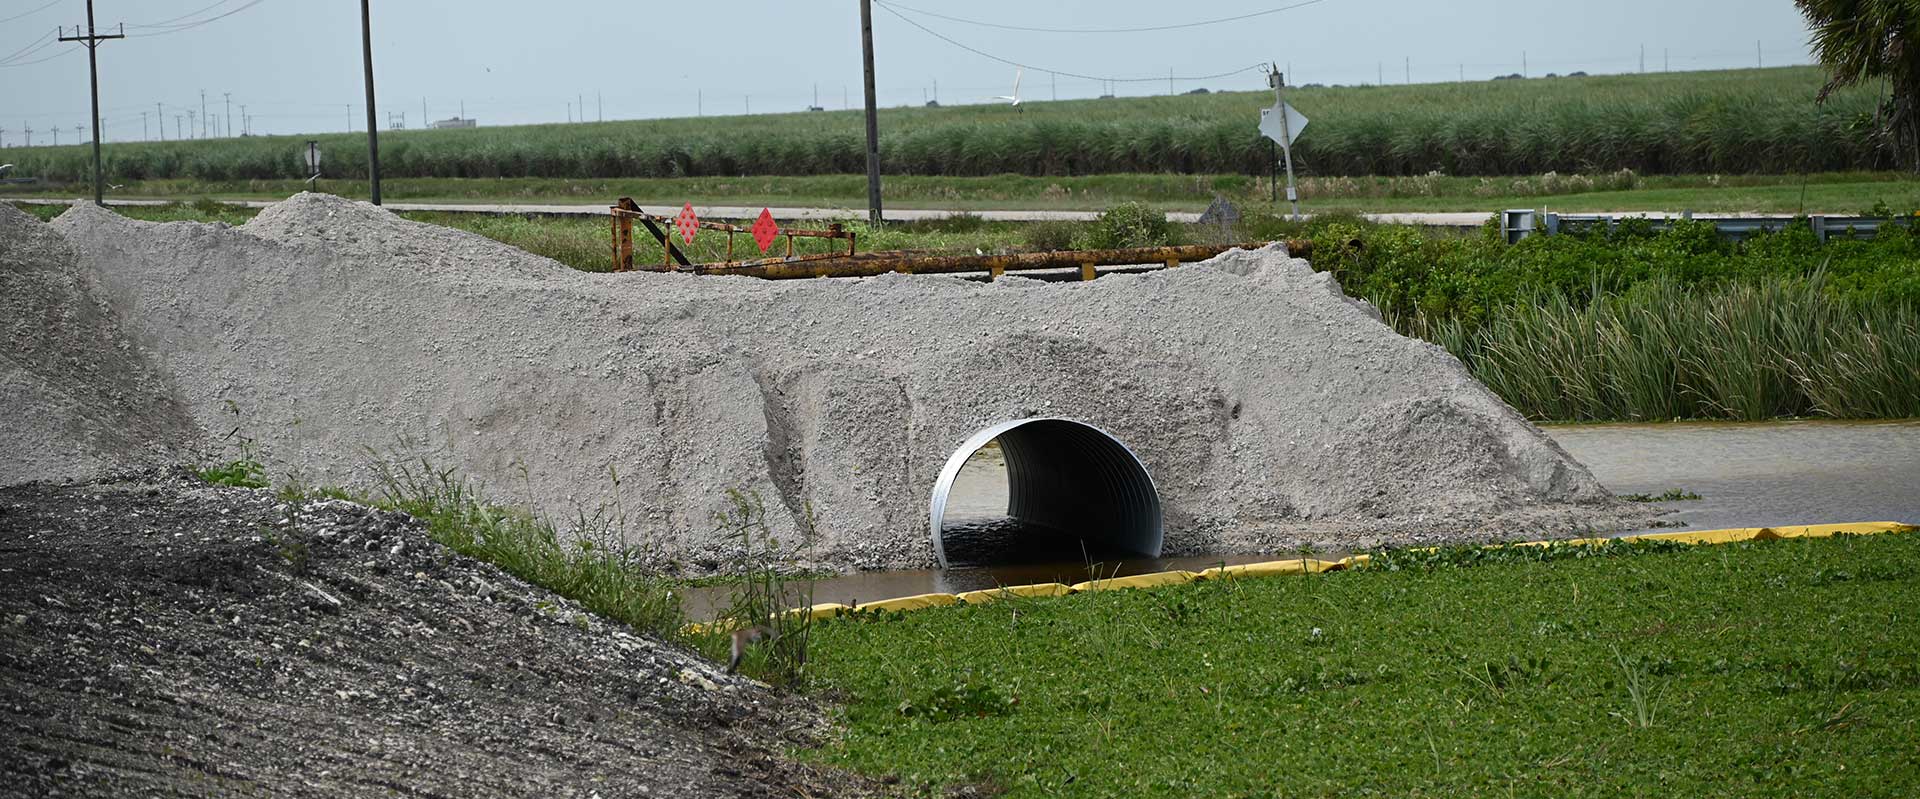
[0,202,200,484]
[14,194,1646,571]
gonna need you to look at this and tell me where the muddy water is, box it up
[684,421,1920,619]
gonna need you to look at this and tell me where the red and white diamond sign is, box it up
[751,208,779,253]
[674,203,699,244]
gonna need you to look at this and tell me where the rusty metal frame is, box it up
[609,197,857,272]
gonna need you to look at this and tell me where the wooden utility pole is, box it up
[58,0,123,204]
[859,0,883,225]
[360,0,382,204]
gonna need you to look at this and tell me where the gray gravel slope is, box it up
[34,195,1648,571]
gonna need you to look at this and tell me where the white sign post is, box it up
[1258,65,1307,221]
[302,141,322,189]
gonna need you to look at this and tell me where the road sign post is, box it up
[303,141,322,189]
[1258,64,1307,221]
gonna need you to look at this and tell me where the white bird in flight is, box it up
[990,68,1023,110]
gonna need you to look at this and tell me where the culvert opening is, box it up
[929,418,1163,569]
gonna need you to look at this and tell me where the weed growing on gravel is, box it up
[194,457,268,489]
[365,455,684,638]
[695,491,816,687]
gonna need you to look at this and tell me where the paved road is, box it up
[11,195,1497,225]
[1549,419,1920,534]
[24,197,1797,229]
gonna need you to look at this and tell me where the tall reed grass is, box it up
[1401,276,1920,421]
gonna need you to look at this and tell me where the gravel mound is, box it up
[0,203,200,485]
[0,474,880,797]
[38,194,1649,571]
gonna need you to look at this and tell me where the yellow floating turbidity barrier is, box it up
[1069,570,1197,593]
[853,592,960,613]
[688,523,1914,635]
[1196,559,1341,580]
[956,583,1073,604]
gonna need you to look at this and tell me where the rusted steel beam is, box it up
[688,242,1295,280]
[614,198,689,267]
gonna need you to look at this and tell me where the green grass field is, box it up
[802,534,1920,797]
[8,170,1919,215]
[0,67,1886,184]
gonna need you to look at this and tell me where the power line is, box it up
[876,3,1265,83]
[128,0,238,29]
[0,44,78,69]
[129,0,268,38]
[0,30,57,64]
[877,0,1330,34]
[0,0,62,26]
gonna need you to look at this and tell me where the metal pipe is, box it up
[693,242,1298,280]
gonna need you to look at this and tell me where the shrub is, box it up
[1072,202,1179,249]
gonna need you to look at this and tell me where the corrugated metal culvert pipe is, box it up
[928,418,1163,569]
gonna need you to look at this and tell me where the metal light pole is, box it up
[859,0,883,225]
[360,0,382,204]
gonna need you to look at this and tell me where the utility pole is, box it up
[175,116,182,140]
[1664,49,1669,72]
[1051,71,1055,101]
[225,92,232,138]
[859,0,883,225]
[423,97,428,127]
[1168,67,1174,96]
[1756,40,1762,68]
[597,91,602,121]
[577,93,583,121]
[155,102,163,141]
[744,95,750,114]
[360,0,382,204]
[1405,56,1410,84]
[58,0,123,204]
[698,90,703,116]
[186,110,196,140]
[140,111,147,141]
[240,105,247,135]
[199,89,207,138]
[24,126,32,147]
[1270,64,1299,221]
[1639,44,1645,73]
[1522,51,1528,78]
[52,127,59,146]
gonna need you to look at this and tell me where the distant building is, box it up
[429,117,477,129]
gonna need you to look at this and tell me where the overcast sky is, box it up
[0,0,1817,145]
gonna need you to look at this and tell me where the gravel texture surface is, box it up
[0,202,201,485]
[0,473,883,797]
[22,194,1650,572]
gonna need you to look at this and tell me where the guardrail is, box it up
[1500,209,1911,245]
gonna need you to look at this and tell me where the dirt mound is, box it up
[0,475,879,797]
[43,194,1649,571]
[0,203,200,485]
